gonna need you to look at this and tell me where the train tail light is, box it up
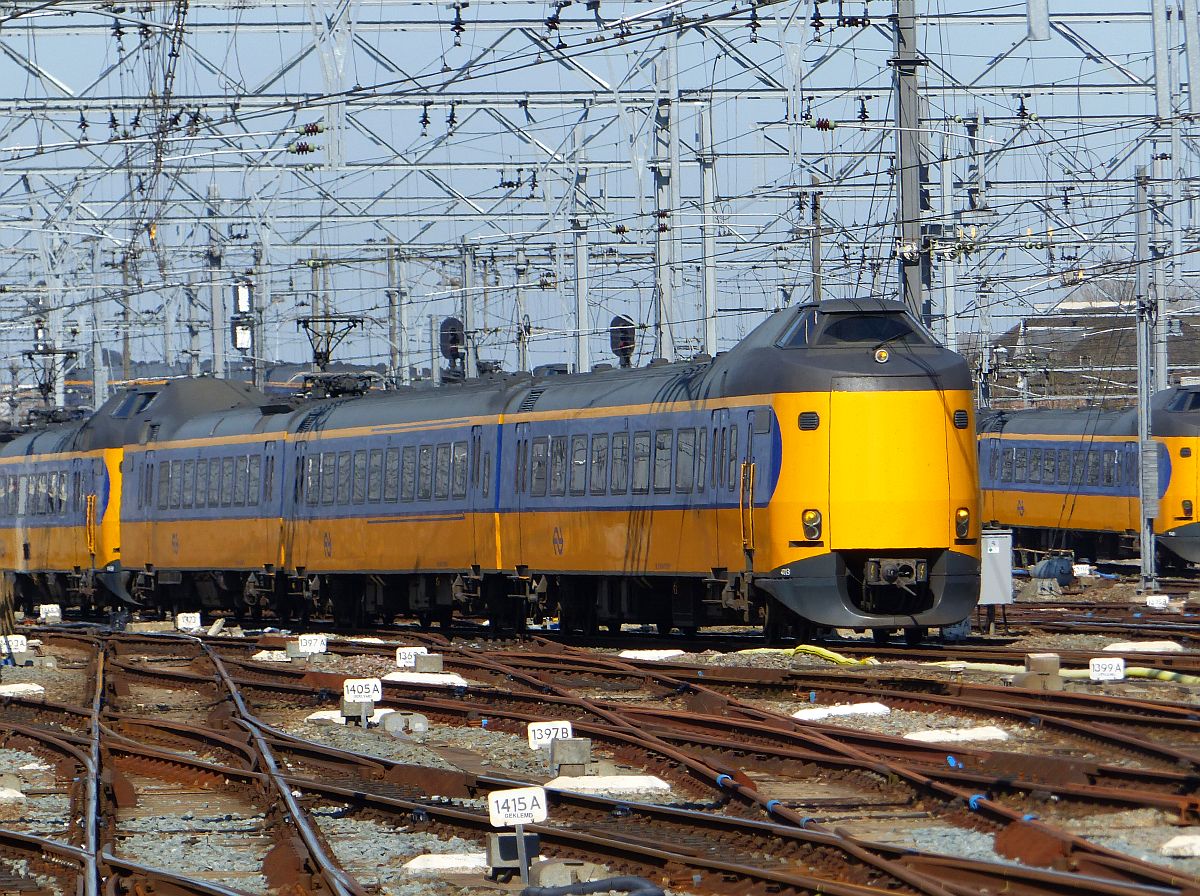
[955,507,971,538]
[802,509,822,540]
[1184,500,1194,518]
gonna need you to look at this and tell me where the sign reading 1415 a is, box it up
[342,677,383,702]
[488,786,548,827]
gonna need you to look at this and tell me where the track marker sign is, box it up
[0,634,27,654]
[37,604,62,623]
[488,785,548,827]
[175,612,201,632]
[527,720,573,750]
[395,646,428,668]
[1146,595,1170,610]
[343,677,383,702]
[1089,658,1125,682]
[297,634,327,655]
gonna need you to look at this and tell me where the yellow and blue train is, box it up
[979,386,1200,566]
[0,297,981,638]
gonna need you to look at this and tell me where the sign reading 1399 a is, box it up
[488,786,548,827]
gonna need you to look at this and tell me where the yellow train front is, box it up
[978,386,1200,566]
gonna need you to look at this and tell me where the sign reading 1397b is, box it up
[487,786,548,827]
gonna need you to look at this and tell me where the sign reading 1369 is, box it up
[342,677,383,702]
[488,785,548,827]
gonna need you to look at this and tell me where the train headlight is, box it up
[955,507,971,538]
[1184,500,1194,518]
[802,509,822,540]
[874,348,890,364]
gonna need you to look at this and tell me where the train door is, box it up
[283,442,305,572]
[137,450,156,566]
[468,425,498,571]
[513,422,531,563]
[740,409,766,572]
[711,409,731,569]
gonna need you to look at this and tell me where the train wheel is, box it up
[871,628,893,645]
[903,626,928,646]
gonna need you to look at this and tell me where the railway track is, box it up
[4,626,1200,896]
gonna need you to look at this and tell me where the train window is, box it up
[352,451,367,504]
[72,471,81,514]
[34,473,45,515]
[590,435,609,495]
[303,456,318,506]
[696,428,707,493]
[336,452,352,504]
[218,457,233,506]
[434,444,451,500]
[530,438,549,497]
[660,428,680,492]
[451,442,468,499]
[569,435,587,496]
[248,456,261,506]
[208,458,222,506]
[263,451,274,503]
[727,427,739,491]
[471,437,480,489]
[368,449,383,502]
[1000,448,1014,482]
[675,429,695,493]
[1028,449,1042,484]
[1086,450,1101,486]
[182,460,195,507]
[196,458,209,508]
[784,312,927,347]
[158,464,170,510]
[1102,450,1117,487]
[481,451,491,497]
[752,410,771,434]
[384,448,400,502]
[111,390,158,419]
[611,433,629,494]
[167,461,181,508]
[632,432,651,494]
[1056,449,1071,484]
[1042,449,1055,483]
[549,437,567,497]
[400,447,416,502]
[231,457,245,506]
[1070,451,1085,486]
[988,445,999,481]
[1014,449,1027,483]
[320,454,336,505]
[514,440,526,494]
[417,445,433,500]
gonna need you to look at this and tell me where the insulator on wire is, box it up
[298,121,326,135]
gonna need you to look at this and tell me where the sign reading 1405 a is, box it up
[342,677,383,702]
[488,786,548,827]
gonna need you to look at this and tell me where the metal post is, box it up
[941,133,958,351]
[1153,0,1172,121]
[699,106,718,352]
[251,250,265,389]
[572,218,589,373]
[1185,0,1200,114]
[186,272,201,378]
[1152,152,1170,391]
[207,184,226,380]
[462,239,478,379]
[428,315,441,385]
[90,243,107,409]
[387,241,401,384]
[399,253,410,385]
[811,177,823,306]
[515,250,529,373]
[653,52,676,361]
[892,0,926,322]
[1135,166,1159,593]
[515,823,530,885]
[120,259,131,383]
[310,250,321,373]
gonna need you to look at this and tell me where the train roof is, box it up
[6,297,976,453]
[979,385,1200,438]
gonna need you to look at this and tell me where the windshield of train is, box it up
[780,310,930,348]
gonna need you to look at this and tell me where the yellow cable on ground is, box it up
[737,644,881,666]
[922,660,1200,686]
